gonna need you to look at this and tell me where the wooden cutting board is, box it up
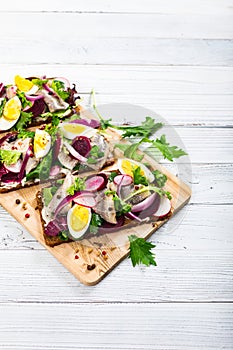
[0,151,191,286]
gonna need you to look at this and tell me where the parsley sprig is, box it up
[66,177,86,195]
[128,235,157,267]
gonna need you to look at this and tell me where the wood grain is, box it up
[0,303,232,350]
[0,153,191,285]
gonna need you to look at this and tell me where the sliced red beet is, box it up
[72,136,91,157]
[85,174,107,192]
[25,99,46,117]
[97,215,124,234]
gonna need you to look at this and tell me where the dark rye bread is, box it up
[36,191,72,247]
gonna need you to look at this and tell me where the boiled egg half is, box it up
[0,96,22,131]
[34,129,51,159]
[118,158,154,183]
[67,204,91,240]
[59,122,97,140]
[14,75,38,95]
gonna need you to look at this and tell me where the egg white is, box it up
[0,115,20,131]
[67,204,91,240]
[59,122,97,140]
[118,158,154,183]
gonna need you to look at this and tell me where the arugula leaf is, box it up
[0,149,21,165]
[26,149,53,181]
[66,177,86,195]
[132,166,148,186]
[152,169,167,188]
[87,145,104,164]
[17,130,35,139]
[117,117,163,138]
[128,235,157,267]
[31,78,48,88]
[0,98,6,116]
[13,111,33,131]
[151,135,187,162]
[108,171,118,182]
[89,213,103,235]
[17,91,32,110]
[51,80,69,101]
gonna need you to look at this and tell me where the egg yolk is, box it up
[63,123,87,134]
[71,205,89,232]
[34,133,49,153]
[14,75,34,92]
[3,97,21,121]
[121,160,145,177]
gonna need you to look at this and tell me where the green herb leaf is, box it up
[87,145,104,164]
[0,98,6,116]
[51,80,69,101]
[31,78,48,88]
[117,117,163,138]
[26,149,53,181]
[42,186,58,206]
[16,91,32,110]
[44,114,60,135]
[58,231,69,241]
[113,194,132,216]
[132,166,148,186]
[151,135,187,162]
[89,213,103,235]
[0,149,21,165]
[108,171,118,182]
[17,130,35,139]
[13,111,33,132]
[128,235,157,267]
[66,177,86,195]
[152,169,167,188]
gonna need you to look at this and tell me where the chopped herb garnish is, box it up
[128,234,157,267]
[0,98,6,116]
[113,194,132,216]
[16,91,32,110]
[58,231,69,241]
[132,166,148,186]
[152,169,167,188]
[87,145,104,164]
[17,130,35,139]
[108,171,118,182]
[51,80,69,101]
[89,213,103,235]
[31,78,48,88]
[66,177,86,195]
[13,111,33,132]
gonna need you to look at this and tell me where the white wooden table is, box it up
[0,1,233,349]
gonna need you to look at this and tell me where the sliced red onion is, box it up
[49,165,61,177]
[44,220,60,237]
[0,132,18,146]
[54,190,92,217]
[23,100,34,111]
[153,196,171,218]
[131,193,158,213]
[126,211,143,222]
[43,84,56,95]
[72,136,91,157]
[97,215,124,234]
[63,141,88,163]
[0,83,4,96]
[18,145,33,182]
[137,194,161,219]
[73,194,96,208]
[70,118,100,129]
[25,94,44,101]
[4,159,23,173]
[114,174,133,186]
[85,175,107,192]
[53,134,62,160]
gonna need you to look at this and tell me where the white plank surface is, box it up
[0,303,232,350]
[0,1,232,349]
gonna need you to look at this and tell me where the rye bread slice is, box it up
[36,191,71,247]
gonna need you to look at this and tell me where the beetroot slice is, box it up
[72,136,91,157]
[85,174,107,192]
